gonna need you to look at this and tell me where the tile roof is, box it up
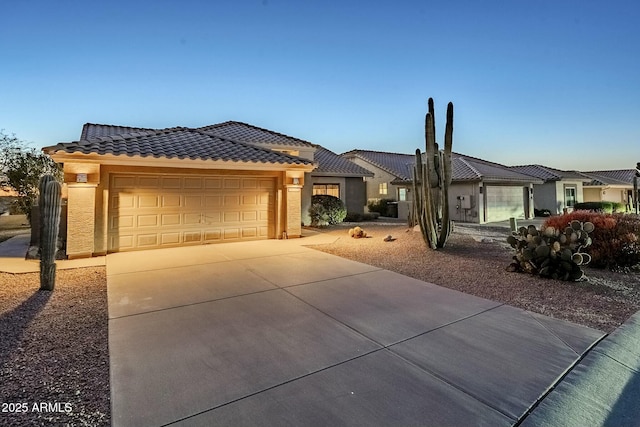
[80,123,154,140]
[509,164,585,181]
[342,150,416,181]
[313,146,374,177]
[581,170,636,186]
[71,121,371,176]
[46,128,313,166]
[343,150,541,184]
[199,121,315,147]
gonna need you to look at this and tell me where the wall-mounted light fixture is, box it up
[292,177,300,185]
[76,173,87,183]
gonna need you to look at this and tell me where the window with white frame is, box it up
[398,188,407,201]
[379,182,388,195]
[565,186,577,207]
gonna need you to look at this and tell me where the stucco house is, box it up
[43,121,370,258]
[509,165,586,215]
[580,169,636,210]
[342,150,542,223]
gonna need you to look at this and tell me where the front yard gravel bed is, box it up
[309,224,640,333]
[0,267,109,427]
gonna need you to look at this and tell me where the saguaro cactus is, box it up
[39,175,62,291]
[412,98,454,249]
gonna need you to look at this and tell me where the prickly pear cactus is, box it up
[39,176,62,291]
[413,98,453,249]
[506,220,594,281]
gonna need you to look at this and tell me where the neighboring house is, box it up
[343,150,542,223]
[341,150,414,204]
[509,165,586,215]
[580,169,636,210]
[43,121,371,257]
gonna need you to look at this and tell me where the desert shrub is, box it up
[309,195,347,226]
[544,212,640,269]
[574,201,625,213]
[367,198,395,216]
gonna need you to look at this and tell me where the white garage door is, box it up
[485,186,524,223]
[108,174,275,252]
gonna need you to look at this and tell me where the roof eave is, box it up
[46,151,316,172]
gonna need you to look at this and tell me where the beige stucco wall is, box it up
[66,184,97,258]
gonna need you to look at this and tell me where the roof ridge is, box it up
[458,157,482,178]
[189,128,317,165]
[344,148,414,156]
[203,121,318,147]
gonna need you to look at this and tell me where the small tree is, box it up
[0,130,61,223]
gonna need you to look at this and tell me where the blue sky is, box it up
[1,0,638,171]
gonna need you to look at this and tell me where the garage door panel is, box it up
[161,233,181,245]
[161,214,181,226]
[184,213,202,225]
[224,179,241,189]
[162,195,181,208]
[161,177,181,188]
[184,177,202,189]
[139,195,159,208]
[113,194,135,209]
[108,173,276,251]
[224,228,240,239]
[138,176,160,188]
[137,234,159,247]
[138,215,159,227]
[242,227,258,238]
[243,211,258,221]
[203,212,221,224]
[205,196,222,207]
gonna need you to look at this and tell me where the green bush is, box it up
[367,198,396,216]
[574,201,625,213]
[544,212,640,269]
[309,195,347,226]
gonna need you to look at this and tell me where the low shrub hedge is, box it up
[544,212,640,269]
[344,212,379,222]
[573,201,625,213]
[309,195,347,226]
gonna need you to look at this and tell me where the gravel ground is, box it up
[0,267,109,427]
[309,222,640,333]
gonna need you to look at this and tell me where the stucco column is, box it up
[284,184,302,238]
[66,183,97,258]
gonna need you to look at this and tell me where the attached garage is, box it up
[44,127,315,258]
[484,185,526,223]
[108,173,276,251]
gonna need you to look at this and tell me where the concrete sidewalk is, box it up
[0,234,105,273]
[106,235,606,427]
[520,311,640,427]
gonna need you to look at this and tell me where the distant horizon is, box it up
[2,0,638,171]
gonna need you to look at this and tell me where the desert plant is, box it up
[39,175,62,291]
[309,195,347,226]
[544,212,640,270]
[413,98,453,249]
[348,226,367,238]
[506,221,594,281]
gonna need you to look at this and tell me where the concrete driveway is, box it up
[107,235,604,427]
